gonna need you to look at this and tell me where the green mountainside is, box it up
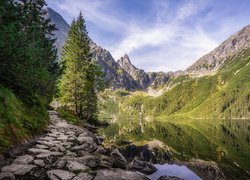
[99,48,250,119]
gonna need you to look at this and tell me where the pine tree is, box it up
[59,12,103,123]
[0,0,59,104]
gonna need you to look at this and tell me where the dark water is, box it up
[148,164,201,180]
[100,118,250,178]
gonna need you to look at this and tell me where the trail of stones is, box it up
[0,111,150,180]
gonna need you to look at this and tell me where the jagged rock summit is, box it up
[187,25,250,75]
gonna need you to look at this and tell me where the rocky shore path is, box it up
[0,111,152,180]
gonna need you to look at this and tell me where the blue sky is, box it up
[47,0,250,72]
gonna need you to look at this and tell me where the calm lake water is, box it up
[148,164,201,180]
[100,118,250,178]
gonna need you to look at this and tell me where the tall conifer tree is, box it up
[60,12,102,123]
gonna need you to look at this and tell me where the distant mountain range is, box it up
[47,7,250,91]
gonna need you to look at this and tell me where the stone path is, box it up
[0,111,150,180]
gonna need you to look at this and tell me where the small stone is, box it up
[94,169,149,180]
[46,169,75,180]
[77,136,94,145]
[37,141,55,148]
[128,159,157,175]
[55,144,66,152]
[95,146,106,155]
[33,159,45,167]
[66,161,89,172]
[71,143,97,153]
[39,136,55,141]
[68,137,76,142]
[157,176,184,180]
[72,173,94,180]
[57,135,68,141]
[35,144,49,149]
[36,152,62,159]
[66,151,77,157]
[1,164,36,176]
[110,149,127,169]
[0,173,16,180]
[28,148,51,155]
[13,155,34,165]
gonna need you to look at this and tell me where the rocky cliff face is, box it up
[91,46,141,90]
[186,25,250,75]
[117,54,151,89]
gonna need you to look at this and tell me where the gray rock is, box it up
[47,169,75,180]
[66,161,89,172]
[1,164,36,176]
[57,135,68,141]
[0,173,16,180]
[77,136,94,145]
[66,151,77,157]
[95,146,106,155]
[35,144,49,149]
[76,155,100,168]
[77,150,91,157]
[55,144,66,152]
[110,149,127,169]
[13,155,34,165]
[33,159,45,167]
[128,159,157,175]
[36,152,62,159]
[28,148,51,155]
[37,141,55,148]
[71,143,97,153]
[157,176,184,180]
[186,25,250,76]
[39,136,55,141]
[72,173,94,180]
[94,169,149,180]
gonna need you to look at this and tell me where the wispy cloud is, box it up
[47,0,250,72]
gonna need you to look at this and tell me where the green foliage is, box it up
[0,0,59,104]
[0,1,59,152]
[59,12,103,123]
[0,86,48,152]
[100,49,250,119]
[57,108,80,125]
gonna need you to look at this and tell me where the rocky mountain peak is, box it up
[186,24,250,75]
[117,54,136,70]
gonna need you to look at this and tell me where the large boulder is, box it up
[128,159,157,175]
[94,169,149,180]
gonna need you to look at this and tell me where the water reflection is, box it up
[148,164,201,180]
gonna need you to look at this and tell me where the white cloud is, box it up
[108,1,219,72]
[55,0,126,32]
[48,0,249,72]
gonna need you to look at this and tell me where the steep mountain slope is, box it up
[186,25,250,76]
[117,54,150,89]
[46,8,70,56]
[91,45,141,90]
[100,48,250,119]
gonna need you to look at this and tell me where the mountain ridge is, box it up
[47,7,250,91]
